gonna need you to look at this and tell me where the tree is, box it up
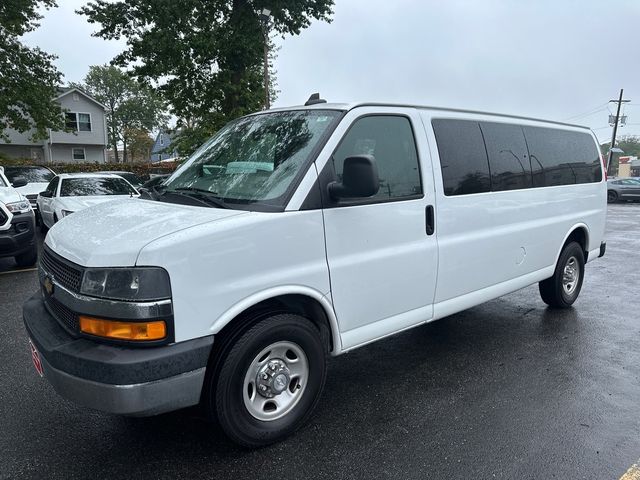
[600,135,640,158]
[125,128,154,163]
[74,65,166,162]
[79,0,334,155]
[0,0,64,141]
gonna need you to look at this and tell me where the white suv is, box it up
[0,167,37,266]
[23,99,607,447]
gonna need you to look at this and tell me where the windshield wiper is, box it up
[167,187,229,209]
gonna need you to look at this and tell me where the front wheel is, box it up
[539,241,585,308]
[206,314,327,448]
[607,190,618,203]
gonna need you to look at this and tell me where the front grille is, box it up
[40,247,84,293]
[45,296,79,333]
[0,209,7,226]
[26,194,38,206]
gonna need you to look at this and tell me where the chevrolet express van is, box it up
[23,99,606,447]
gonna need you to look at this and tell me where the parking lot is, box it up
[0,204,639,479]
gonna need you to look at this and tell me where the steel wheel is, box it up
[562,256,580,295]
[242,341,309,421]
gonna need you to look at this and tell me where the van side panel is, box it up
[421,111,606,310]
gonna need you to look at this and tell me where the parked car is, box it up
[1,165,56,215]
[96,171,145,188]
[36,173,140,231]
[138,174,170,195]
[24,100,607,447]
[0,168,37,267]
[607,178,640,203]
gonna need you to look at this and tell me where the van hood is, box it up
[45,198,248,267]
[0,186,23,206]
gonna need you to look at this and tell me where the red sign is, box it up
[29,340,44,377]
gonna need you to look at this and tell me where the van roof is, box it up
[261,102,590,131]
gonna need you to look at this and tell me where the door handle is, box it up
[425,205,435,236]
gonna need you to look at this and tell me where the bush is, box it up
[0,157,180,180]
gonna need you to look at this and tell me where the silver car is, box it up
[607,178,640,203]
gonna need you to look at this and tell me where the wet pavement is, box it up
[1,204,639,479]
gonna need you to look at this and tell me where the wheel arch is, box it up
[555,224,590,265]
[209,286,342,355]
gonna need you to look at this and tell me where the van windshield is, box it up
[162,110,341,209]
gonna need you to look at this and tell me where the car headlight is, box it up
[80,267,171,301]
[5,200,31,214]
[61,209,74,217]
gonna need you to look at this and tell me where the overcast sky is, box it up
[22,0,640,144]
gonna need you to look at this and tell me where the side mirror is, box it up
[328,155,380,200]
[11,177,28,188]
[39,191,51,198]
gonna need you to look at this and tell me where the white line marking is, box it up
[0,267,38,276]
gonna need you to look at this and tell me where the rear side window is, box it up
[432,119,491,196]
[332,115,422,201]
[523,127,602,187]
[480,122,532,191]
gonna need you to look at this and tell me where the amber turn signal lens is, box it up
[79,316,166,341]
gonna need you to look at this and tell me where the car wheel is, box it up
[15,246,38,268]
[205,314,327,448]
[607,190,618,203]
[539,241,585,308]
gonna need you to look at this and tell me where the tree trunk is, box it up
[123,138,128,163]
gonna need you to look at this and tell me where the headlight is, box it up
[80,267,171,301]
[5,200,31,214]
[61,209,74,217]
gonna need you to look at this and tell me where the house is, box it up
[0,87,107,163]
[151,130,179,162]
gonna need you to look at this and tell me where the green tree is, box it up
[79,0,334,155]
[125,127,154,163]
[74,65,166,163]
[0,0,64,141]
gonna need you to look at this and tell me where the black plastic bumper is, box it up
[23,293,214,415]
[0,211,35,258]
[599,241,606,258]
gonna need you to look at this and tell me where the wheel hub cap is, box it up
[562,256,580,295]
[256,360,291,398]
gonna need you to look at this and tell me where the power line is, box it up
[563,103,609,121]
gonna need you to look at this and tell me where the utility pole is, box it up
[607,89,630,177]
[259,8,272,110]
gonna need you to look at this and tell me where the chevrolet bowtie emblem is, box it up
[44,276,54,296]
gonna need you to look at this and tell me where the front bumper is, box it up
[23,293,214,416]
[0,211,35,258]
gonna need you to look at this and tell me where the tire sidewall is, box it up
[556,242,585,306]
[214,315,326,447]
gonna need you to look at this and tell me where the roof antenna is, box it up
[305,93,327,106]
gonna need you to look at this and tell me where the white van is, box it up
[24,100,606,447]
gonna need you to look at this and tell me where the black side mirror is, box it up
[11,177,28,188]
[39,191,51,198]
[328,155,380,200]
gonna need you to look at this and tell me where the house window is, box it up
[78,113,92,132]
[72,148,86,161]
[64,112,92,132]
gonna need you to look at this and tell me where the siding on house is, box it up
[0,88,108,163]
[151,130,179,162]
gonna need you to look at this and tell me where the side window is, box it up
[523,127,602,187]
[480,122,532,191]
[332,116,422,201]
[432,119,491,196]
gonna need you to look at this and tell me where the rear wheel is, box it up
[15,246,38,268]
[539,241,585,308]
[607,190,618,203]
[205,314,327,448]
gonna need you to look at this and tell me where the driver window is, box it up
[332,115,422,201]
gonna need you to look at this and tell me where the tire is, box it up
[15,246,38,268]
[539,241,585,308]
[607,190,618,203]
[205,314,327,448]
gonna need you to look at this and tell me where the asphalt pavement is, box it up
[1,204,639,479]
